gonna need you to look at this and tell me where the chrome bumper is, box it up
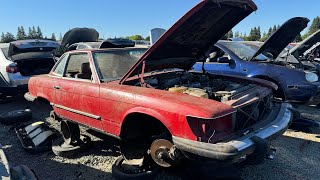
[172,103,292,162]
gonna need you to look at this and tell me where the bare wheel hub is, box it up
[150,139,174,167]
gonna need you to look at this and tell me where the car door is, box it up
[53,52,102,129]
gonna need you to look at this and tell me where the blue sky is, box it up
[0,0,319,39]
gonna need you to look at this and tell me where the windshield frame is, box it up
[92,48,148,83]
[220,41,268,61]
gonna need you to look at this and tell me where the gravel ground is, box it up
[0,96,320,180]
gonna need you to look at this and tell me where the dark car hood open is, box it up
[287,29,320,59]
[61,28,99,47]
[250,17,309,61]
[121,0,257,82]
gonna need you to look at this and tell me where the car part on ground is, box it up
[0,109,32,125]
[52,135,91,157]
[0,95,13,104]
[1,145,37,180]
[15,121,59,153]
[112,156,160,180]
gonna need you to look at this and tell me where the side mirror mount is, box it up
[266,52,274,59]
[217,57,230,63]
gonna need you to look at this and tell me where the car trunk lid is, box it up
[120,0,257,83]
[61,28,99,47]
[250,17,309,61]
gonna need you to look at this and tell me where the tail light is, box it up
[6,64,19,73]
[187,113,234,143]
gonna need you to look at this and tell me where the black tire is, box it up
[61,121,80,145]
[0,109,32,125]
[52,135,91,157]
[112,156,160,180]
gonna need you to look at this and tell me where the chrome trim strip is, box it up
[52,103,101,120]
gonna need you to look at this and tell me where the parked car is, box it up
[0,39,59,96]
[194,17,320,104]
[278,29,320,74]
[25,0,292,176]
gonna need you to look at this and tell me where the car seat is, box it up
[75,62,92,80]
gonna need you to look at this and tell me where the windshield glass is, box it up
[93,48,147,82]
[220,41,268,61]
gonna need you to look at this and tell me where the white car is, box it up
[0,39,59,96]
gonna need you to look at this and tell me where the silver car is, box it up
[0,39,59,96]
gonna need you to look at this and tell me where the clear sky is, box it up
[0,0,319,39]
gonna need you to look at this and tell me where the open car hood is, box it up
[121,0,257,82]
[287,29,320,59]
[250,17,309,61]
[61,28,99,47]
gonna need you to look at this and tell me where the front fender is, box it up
[121,107,171,131]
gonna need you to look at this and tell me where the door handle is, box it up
[54,86,61,90]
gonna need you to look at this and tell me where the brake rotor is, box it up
[150,139,174,167]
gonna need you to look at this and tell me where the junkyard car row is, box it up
[0,0,320,179]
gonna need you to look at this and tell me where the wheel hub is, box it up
[150,139,174,167]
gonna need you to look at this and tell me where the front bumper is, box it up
[172,103,292,163]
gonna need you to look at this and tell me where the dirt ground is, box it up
[0,96,320,180]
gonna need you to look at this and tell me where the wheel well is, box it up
[253,75,286,100]
[120,113,171,141]
[36,97,51,105]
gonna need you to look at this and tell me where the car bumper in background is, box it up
[172,103,292,163]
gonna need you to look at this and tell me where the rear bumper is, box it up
[172,103,292,163]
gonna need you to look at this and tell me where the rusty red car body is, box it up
[25,0,292,165]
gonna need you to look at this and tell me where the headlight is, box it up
[305,72,318,82]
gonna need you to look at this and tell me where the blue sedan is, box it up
[193,40,320,104]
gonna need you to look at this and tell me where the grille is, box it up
[234,94,273,131]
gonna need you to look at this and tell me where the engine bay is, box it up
[140,71,270,104]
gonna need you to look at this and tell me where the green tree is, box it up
[59,33,63,41]
[36,26,43,39]
[227,30,234,38]
[17,26,27,40]
[51,33,56,41]
[234,31,240,38]
[28,27,36,39]
[260,31,268,42]
[307,16,320,36]
[294,33,302,42]
[145,36,150,41]
[1,32,15,43]
[128,35,144,41]
[1,33,5,42]
[272,25,277,33]
[267,27,273,36]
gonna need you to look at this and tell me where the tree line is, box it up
[1,26,57,43]
[225,16,320,42]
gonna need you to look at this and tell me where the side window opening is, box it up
[53,55,68,76]
[64,53,92,80]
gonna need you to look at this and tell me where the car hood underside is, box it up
[121,0,257,83]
